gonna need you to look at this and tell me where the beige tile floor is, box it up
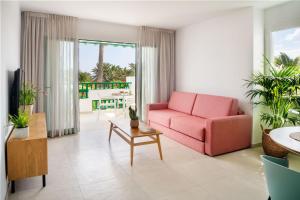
[8,111,269,200]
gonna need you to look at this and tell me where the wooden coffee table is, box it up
[108,119,163,166]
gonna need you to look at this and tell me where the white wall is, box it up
[265,1,300,33]
[77,19,138,43]
[176,8,254,114]
[264,1,300,61]
[252,8,264,144]
[176,8,264,144]
[0,2,21,200]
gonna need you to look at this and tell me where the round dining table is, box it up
[270,126,300,154]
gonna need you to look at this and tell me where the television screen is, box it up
[9,68,21,117]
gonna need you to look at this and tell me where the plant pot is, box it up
[130,120,139,128]
[13,127,29,139]
[19,105,34,116]
[262,129,288,158]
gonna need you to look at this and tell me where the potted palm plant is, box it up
[245,57,300,157]
[19,83,37,116]
[10,112,29,138]
[129,106,139,128]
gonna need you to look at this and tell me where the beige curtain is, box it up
[21,12,79,137]
[136,26,175,120]
[21,12,47,112]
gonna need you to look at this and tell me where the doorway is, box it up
[78,39,136,124]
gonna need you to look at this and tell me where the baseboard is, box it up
[251,143,262,148]
[5,179,10,200]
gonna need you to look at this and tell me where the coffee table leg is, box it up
[108,122,113,142]
[130,138,134,166]
[157,135,163,160]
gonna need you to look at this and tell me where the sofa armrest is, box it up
[147,102,168,111]
[205,115,252,156]
[146,103,168,125]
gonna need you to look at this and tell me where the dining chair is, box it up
[261,155,300,200]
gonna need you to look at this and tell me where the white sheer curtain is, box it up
[45,14,79,137]
[137,26,175,120]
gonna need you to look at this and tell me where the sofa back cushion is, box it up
[192,94,238,118]
[168,91,197,114]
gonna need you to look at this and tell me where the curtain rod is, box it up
[21,11,77,20]
[140,26,175,33]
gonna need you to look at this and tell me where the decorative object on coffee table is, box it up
[289,132,300,142]
[9,112,29,139]
[129,106,139,128]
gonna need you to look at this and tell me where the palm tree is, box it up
[79,71,92,83]
[91,64,101,82]
[91,44,105,82]
[274,52,300,67]
[245,57,300,129]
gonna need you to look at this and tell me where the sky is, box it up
[79,42,136,73]
[272,27,300,59]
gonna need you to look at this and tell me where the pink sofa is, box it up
[147,91,252,156]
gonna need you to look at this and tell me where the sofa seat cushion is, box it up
[192,94,238,118]
[148,109,189,127]
[170,116,206,141]
[168,91,197,114]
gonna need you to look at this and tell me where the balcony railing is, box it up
[92,99,125,111]
[79,82,132,99]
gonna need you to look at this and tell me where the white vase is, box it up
[19,105,33,116]
[13,127,29,139]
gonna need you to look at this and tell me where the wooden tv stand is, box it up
[7,113,48,193]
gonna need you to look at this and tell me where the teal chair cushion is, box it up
[261,155,300,200]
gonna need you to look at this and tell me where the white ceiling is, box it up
[20,1,288,29]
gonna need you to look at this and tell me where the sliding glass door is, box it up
[78,40,136,121]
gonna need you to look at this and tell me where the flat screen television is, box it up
[9,68,21,117]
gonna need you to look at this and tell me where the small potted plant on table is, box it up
[19,83,37,116]
[129,106,139,128]
[10,112,29,139]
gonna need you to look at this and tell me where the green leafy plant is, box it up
[79,71,92,83]
[9,112,29,128]
[245,57,300,129]
[129,106,138,120]
[19,84,38,105]
[92,63,135,82]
